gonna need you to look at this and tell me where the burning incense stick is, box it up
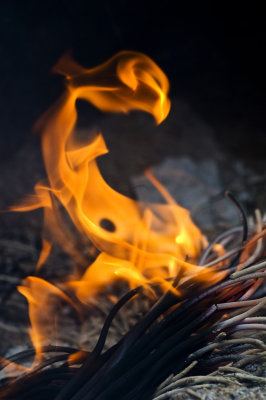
[0,211,265,399]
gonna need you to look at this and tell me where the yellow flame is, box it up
[9,51,223,355]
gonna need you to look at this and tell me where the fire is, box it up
[9,51,222,358]
[17,277,76,360]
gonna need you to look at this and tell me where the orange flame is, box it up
[9,51,222,355]
[17,277,75,360]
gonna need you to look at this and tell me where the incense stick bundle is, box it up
[0,203,265,400]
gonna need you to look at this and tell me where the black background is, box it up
[0,0,266,162]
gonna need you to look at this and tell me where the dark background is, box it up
[0,0,266,162]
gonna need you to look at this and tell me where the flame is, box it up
[9,51,223,356]
[17,277,77,360]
